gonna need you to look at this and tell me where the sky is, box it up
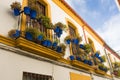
[65,0,120,53]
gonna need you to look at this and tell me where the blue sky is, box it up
[65,0,120,52]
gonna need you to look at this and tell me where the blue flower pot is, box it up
[12,30,20,38]
[47,40,52,47]
[30,10,37,19]
[42,40,48,46]
[84,60,88,64]
[56,33,61,38]
[69,55,75,60]
[95,53,99,57]
[37,35,43,41]
[88,61,93,66]
[54,27,60,33]
[66,39,71,44]
[24,7,30,15]
[14,8,20,16]
[79,44,85,49]
[25,32,33,41]
[56,46,62,53]
[76,56,81,61]
[52,42,58,47]
[72,39,79,44]
[59,29,63,34]
[99,57,103,62]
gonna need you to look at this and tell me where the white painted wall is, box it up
[0,48,92,80]
[93,75,110,80]
[0,0,22,37]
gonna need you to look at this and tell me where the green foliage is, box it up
[25,27,39,39]
[101,55,106,62]
[64,35,71,41]
[59,43,66,56]
[54,38,59,43]
[8,29,17,39]
[113,62,120,68]
[41,15,53,29]
[84,44,91,54]
[10,1,21,10]
[54,22,66,30]
[76,35,82,42]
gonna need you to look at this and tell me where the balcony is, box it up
[16,37,62,60]
[71,60,94,71]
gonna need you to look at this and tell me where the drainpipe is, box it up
[104,48,114,80]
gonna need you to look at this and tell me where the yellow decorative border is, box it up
[71,60,94,72]
[16,37,62,60]
[0,35,15,47]
[95,69,106,75]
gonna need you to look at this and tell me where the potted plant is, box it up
[72,35,82,45]
[29,4,39,19]
[8,29,20,39]
[40,15,54,29]
[84,44,91,54]
[35,31,45,44]
[79,44,85,49]
[98,64,109,72]
[52,39,59,48]
[64,35,71,44]
[56,43,66,56]
[54,22,66,38]
[10,1,21,16]
[42,38,52,47]
[69,55,75,60]
[25,27,38,41]
[94,51,100,58]
[100,55,106,62]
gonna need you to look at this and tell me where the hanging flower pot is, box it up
[42,40,48,46]
[24,6,30,15]
[66,39,71,44]
[64,35,71,44]
[37,35,43,41]
[8,29,20,39]
[72,39,79,44]
[25,32,33,41]
[69,55,75,60]
[83,60,88,64]
[12,30,20,38]
[30,10,37,19]
[79,44,85,49]
[56,33,61,38]
[59,29,63,34]
[56,46,62,53]
[95,53,99,57]
[76,56,81,61]
[52,42,58,47]
[14,8,20,16]
[54,27,60,33]
[88,60,93,66]
[47,40,52,47]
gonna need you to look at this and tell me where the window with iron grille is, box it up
[23,72,52,80]
[69,25,79,55]
[27,0,49,37]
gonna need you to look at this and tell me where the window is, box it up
[27,0,49,37]
[69,25,79,55]
[23,72,52,80]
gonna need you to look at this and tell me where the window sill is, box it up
[16,37,62,60]
[71,60,94,71]
[0,35,15,47]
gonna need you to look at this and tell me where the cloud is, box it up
[97,14,120,51]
